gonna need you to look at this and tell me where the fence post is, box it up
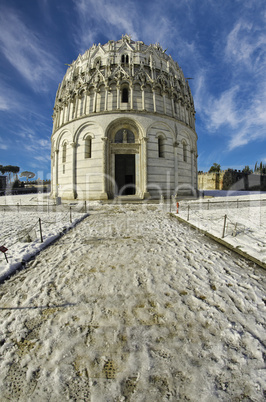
[187,205,190,221]
[39,218,43,243]
[222,214,227,238]
[84,201,87,213]
[70,206,72,223]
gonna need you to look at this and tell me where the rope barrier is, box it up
[0,207,85,264]
[178,200,265,241]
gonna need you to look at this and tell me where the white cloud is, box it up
[0,6,60,92]
[0,143,8,150]
[225,19,266,75]
[207,87,240,130]
[0,95,10,111]
[73,0,139,50]
[72,0,182,54]
[33,154,50,163]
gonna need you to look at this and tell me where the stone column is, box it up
[171,96,175,117]
[117,85,120,109]
[84,92,88,115]
[152,89,156,113]
[173,142,179,195]
[93,89,97,113]
[185,107,189,125]
[193,113,196,130]
[55,150,59,198]
[141,87,145,110]
[75,97,79,118]
[163,93,166,114]
[101,138,109,199]
[191,150,195,192]
[59,107,63,126]
[61,105,65,125]
[105,87,108,111]
[178,100,181,120]
[71,142,77,199]
[141,137,150,198]
[54,109,59,130]
[130,85,134,109]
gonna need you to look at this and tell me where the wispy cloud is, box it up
[0,6,60,92]
[0,140,8,150]
[0,95,10,112]
[225,20,266,74]
[194,13,266,152]
[73,0,139,50]
[72,0,183,53]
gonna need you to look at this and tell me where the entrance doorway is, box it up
[115,154,135,195]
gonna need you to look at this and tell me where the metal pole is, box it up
[39,218,43,243]
[70,206,72,223]
[222,214,227,238]
[187,205,190,221]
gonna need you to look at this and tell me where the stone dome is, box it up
[51,34,198,200]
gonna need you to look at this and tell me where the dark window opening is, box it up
[62,143,67,163]
[85,137,92,158]
[121,54,129,64]
[158,137,164,158]
[183,143,187,162]
[122,88,129,103]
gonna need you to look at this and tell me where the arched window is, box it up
[158,136,164,158]
[121,54,129,64]
[85,137,92,158]
[62,142,67,163]
[122,87,129,103]
[183,142,187,162]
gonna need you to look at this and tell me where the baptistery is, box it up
[51,34,198,200]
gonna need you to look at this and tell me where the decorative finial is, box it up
[122,34,131,43]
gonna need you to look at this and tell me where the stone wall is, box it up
[198,171,266,191]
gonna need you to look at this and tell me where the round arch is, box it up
[56,129,72,150]
[146,121,175,143]
[73,121,103,143]
[105,117,144,142]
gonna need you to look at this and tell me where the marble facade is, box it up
[51,35,198,200]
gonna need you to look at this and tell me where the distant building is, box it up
[0,175,7,192]
[50,35,198,200]
[198,170,266,191]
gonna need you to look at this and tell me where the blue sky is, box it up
[0,0,265,180]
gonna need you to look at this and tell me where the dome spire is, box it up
[122,34,132,43]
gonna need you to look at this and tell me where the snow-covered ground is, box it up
[0,194,88,282]
[177,193,266,267]
[0,196,265,401]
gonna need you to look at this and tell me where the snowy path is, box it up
[0,204,265,401]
